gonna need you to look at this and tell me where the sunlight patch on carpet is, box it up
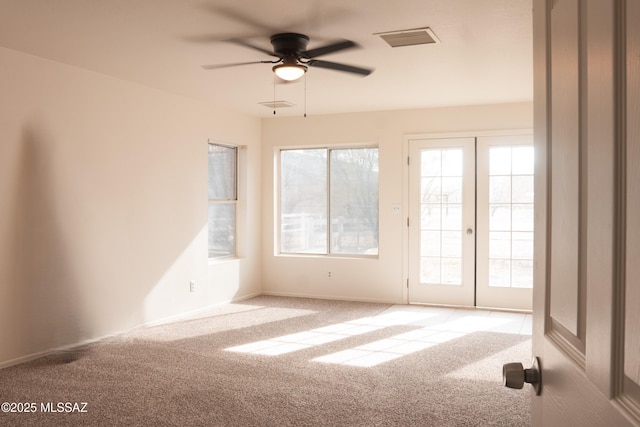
[225,309,442,356]
[225,320,385,356]
[312,330,463,367]
[312,316,515,367]
[225,306,526,367]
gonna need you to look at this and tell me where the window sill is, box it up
[276,253,379,261]
[208,256,241,266]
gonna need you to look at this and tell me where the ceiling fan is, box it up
[202,32,374,81]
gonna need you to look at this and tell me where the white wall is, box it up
[261,103,533,303]
[0,47,262,366]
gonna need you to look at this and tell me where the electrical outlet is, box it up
[189,280,196,293]
[327,271,332,279]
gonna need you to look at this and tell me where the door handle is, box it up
[503,357,541,395]
[466,228,473,235]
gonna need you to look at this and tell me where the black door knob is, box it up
[503,357,542,395]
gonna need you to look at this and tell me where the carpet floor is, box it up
[0,296,532,426]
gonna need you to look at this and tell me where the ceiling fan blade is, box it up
[303,39,358,59]
[182,33,262,44]
[308,60,373,76]
[202,60,276,70]
[226,38,279,57]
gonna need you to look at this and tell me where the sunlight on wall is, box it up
[142,228,207,324]
[225,305,531,367]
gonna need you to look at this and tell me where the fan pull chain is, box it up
[304,73,307,118]
[273,75,276,115]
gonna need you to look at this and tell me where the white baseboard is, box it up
[260,291,401,305]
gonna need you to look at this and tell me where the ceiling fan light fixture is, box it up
[273,63,307,81]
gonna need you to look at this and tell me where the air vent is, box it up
[259,100,295,109]
[375,27,440,48]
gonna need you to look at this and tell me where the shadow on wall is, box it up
[15,122,88,359]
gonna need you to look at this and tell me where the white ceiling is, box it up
[0,0,533,118]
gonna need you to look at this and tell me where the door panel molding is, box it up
[533,0,638,424]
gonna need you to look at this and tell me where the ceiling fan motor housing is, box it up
[270,33,310,57]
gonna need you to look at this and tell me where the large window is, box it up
[208,143,237,259]
[279,147,379,256]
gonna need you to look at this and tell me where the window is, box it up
[279,147,379,256]
[208,143,237,259]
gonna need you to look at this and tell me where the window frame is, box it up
[276,144,380,258]
[208,141,238,261]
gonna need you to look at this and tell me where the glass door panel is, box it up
[476,135,534,310]
[409,138,475,306]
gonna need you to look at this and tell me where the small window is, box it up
[279,147,379,256]
[208,143,237,259]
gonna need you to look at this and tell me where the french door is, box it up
[408,134,533,310]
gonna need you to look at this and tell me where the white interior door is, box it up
[408,138,475,307]
[529,0,640,425]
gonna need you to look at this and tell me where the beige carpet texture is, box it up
[0,296,532,426]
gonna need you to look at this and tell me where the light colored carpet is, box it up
[0,296,531,426]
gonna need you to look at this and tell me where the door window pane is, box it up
[489,259,511,287]
[441,258,462,285]
[490,231,511,258]
[489,147,512,175]
[421,150,442,175]
[512,232,534,259]
[442,150,463,176]
[420,257,441,284]
[442,177,463,203]
[490,176,511,203]
[490,205,512,231]
[442,231,462,257]
[421,231,441,257]
[512,176,534,203]
[421,205,441,230]
[421,177,442,202]
[512,146,535,174]
[512,205,534,231]
[441,204,462,230]
[512,260,533,288]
